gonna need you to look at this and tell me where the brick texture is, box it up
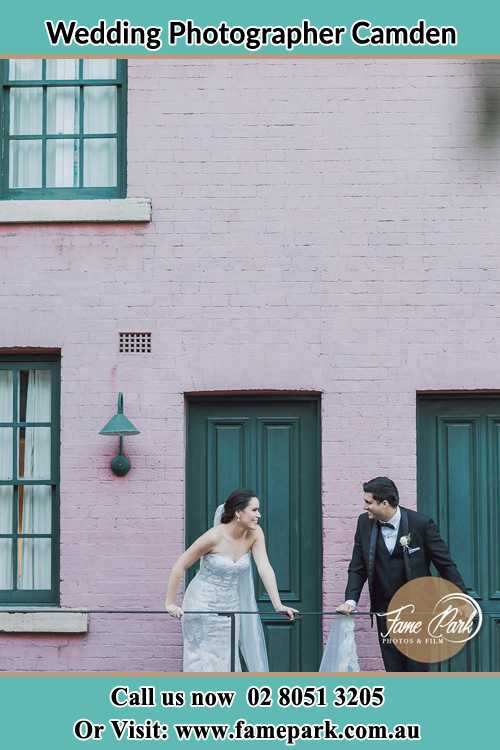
[1,59,499,671]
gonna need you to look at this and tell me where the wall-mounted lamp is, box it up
[99,392,140,476]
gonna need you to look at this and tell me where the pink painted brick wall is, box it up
[1,59,499,670]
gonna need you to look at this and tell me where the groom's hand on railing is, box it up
[335,601,356,615]
[275,605,299,621]
[165,603,184,618]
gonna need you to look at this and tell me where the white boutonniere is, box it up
[400,533,412,552]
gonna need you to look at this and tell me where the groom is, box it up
[337,476,467,672]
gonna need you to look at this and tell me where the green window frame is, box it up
[0,59,127,199]
[0,356,60,605]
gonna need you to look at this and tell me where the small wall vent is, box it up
[119,332,152,354]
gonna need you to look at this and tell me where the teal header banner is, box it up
[0,674,496,747]
[1,1,500,56]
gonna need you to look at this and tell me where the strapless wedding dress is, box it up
[182,552,268,672]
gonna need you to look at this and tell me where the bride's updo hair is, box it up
[221,489,257,524]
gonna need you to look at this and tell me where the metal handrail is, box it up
[0,607,377,673]
[1,607,477,671]
[0,608,375,615]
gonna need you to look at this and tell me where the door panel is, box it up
[488,418,500,600]
[186,396,321,671]
[207,418,251,509]
[256,417,300,602]
[417,397,500,671]
[437,417,482,598]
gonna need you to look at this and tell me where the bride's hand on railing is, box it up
[165,602,184,618]
[275,604,299,621]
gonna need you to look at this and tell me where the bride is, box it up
[165,489,297,671]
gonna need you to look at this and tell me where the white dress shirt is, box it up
[379,506,401,554]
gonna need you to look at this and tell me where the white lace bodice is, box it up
[197,552,251,594]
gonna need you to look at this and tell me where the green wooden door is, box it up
[186,396,321,671]
[417,396,500,671]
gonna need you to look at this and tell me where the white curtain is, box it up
[9,60,42,80]
[46,59,79,80]
[84,86,116,133]
[83,60,116,79]
[84,138,117,187]
[10,87,42,135]
[18,370,52,590]
[9,59,118,189]
[46,87,80,188]
[9,87,43,189]
[83,86,117,187]
[0,371,13,589]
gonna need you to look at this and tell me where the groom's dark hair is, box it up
[363,476,399,507]
[221,489,257,523]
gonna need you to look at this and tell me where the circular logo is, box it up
[382,577,482,663]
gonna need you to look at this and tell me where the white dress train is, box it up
[319,616,360,672]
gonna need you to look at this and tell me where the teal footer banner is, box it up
[0,674,496,747]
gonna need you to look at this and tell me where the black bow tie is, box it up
[378,520,395,529]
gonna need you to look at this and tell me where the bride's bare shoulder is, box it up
[249,525,265,545]
[190,526,220,552]
[206,526,225,545]
[205,526,229,553]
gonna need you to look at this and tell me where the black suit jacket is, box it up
[344,506,467,609]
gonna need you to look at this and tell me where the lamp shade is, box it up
[99,393,140,436]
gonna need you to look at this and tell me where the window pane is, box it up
[46,59,79,80]
[47,140,80,187]
[9,60,42,80]
[84,86,117,134]
[0,486,13,533]
[10,87,43,135]
[0,541,13,589]
[9,140,42,188]
[0,429,13,479]
[18,485,51,534]
[0,371,13,422]
[83,60,116,79]
[84,138,117,187]
[18,427,51,480]
[19,369,51,422]
[17,538,51,589]
[47,87,80,134]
